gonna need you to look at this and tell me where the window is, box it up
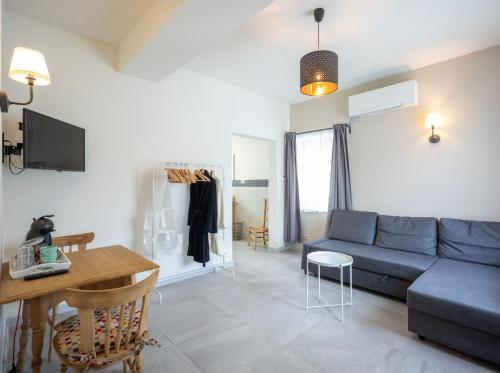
[296,130,332,212]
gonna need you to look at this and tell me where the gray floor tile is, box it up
[148,296,242,344]
[178,324,280,373]
[8,241,497,373]
[237,348,324,373]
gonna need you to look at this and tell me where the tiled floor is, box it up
[17,241,498,372]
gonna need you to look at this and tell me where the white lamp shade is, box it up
[8,47,51,86]
[425,112,442,129]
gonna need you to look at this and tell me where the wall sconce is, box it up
[0,47,51,113]
[425,112,441,143]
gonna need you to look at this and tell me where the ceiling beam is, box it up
[117,0,274,82]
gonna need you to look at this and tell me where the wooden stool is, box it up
[247,199,269,250]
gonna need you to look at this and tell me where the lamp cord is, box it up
[317,21,320,50]
[8,155,25,175]
[8,301,22,373]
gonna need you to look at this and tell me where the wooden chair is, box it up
[16,232,96,371]
[52,269,159,372]
[248,199,269,249]
[48,232,96,361]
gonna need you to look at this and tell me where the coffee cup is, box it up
[40,245,58,264]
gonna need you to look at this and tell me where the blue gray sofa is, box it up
[301,210,500,366]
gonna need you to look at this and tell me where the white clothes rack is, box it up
[150,161,236,304]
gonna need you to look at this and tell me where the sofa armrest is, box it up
[301,238,329,272]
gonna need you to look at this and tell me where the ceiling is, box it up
[5,0,500,104]
[186,0,500,104]
[4,0,156,46]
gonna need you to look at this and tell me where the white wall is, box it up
[291,45,500,240]
[2,12,289,268]
[232,135,270,181]
[232,135,270,238]
[0,2,4,371]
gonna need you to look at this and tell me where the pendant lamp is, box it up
[300,8,338,96]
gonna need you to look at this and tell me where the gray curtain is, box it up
[284,132,302,244]
[325,124,352,233]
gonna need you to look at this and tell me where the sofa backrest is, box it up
[327,210,378,245]
[438,218,500,267]
[374,215,438,256]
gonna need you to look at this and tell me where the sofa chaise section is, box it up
[407,218,500,365]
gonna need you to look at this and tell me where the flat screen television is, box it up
[23,109,85,172]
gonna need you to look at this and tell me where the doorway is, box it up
[231,135,271,250]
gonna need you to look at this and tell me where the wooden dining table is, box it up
[0,245,159,373]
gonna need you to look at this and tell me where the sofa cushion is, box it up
[327,210,378,245]
[374,215,437,255]
[408,258,500,337]
[309,239,438,281]
[438,218,500,267]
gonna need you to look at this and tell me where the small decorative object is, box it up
[0,47,51,113]
[26,214,55,246]
[300,8,338,96]
[425,112,442,143]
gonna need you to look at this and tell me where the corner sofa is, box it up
[301,210,500,366]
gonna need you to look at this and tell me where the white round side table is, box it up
[306,251,353,321]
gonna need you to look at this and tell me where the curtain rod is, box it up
[297,123,351,135]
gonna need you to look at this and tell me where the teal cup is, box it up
[40,245,58,264]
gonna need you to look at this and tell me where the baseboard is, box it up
[267,243,301,253]
[156,260,235,287]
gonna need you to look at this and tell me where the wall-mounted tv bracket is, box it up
[2,122,24,164]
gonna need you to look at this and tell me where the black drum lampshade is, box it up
[300,8,338,97]
[300,50,338,96]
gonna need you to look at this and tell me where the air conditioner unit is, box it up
[348,80,418,118]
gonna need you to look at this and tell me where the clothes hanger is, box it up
[180,169,193,184]
[183,169,197,184]
[186,169,197,183]
[201,170,211,182]
[167,168,181,182]
[173,169,188,184]
[194,170,210,182]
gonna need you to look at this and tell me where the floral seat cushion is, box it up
[54,305,141,360]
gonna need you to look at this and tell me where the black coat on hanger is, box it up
[187,170,217,266]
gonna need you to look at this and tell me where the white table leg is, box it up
[306,260,309,312]
[318,264,321,300]
[340,265,344,321]
[350,264,353,305]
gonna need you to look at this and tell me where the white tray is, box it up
[9,247,72,280]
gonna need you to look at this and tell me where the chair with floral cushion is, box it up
[16,232,96,371]
[52,269,159,373]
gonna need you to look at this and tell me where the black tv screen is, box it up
[23,109,85,172]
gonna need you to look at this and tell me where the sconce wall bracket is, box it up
[429,125,440,143]
[0,78,35,113]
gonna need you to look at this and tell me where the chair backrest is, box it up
[52,232,95,253]
[63,269,159,360]
[262,199,268,228]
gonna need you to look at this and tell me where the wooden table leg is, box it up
[30,296,50,373]
[16,300,31,372]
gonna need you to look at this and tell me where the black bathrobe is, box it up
[187,170,217,266]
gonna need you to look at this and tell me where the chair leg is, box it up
[60,363,68,372]
[16,300,31,372]
[135,352,144,373]
[48,305,58,361]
